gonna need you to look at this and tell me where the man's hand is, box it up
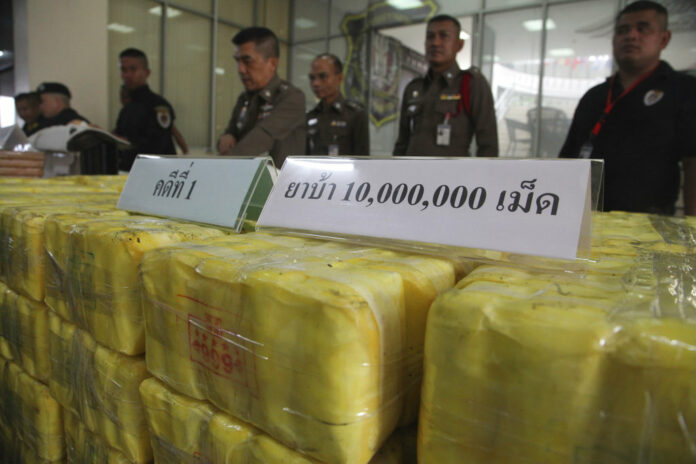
[683,158,696,216]
[218,134,237,154]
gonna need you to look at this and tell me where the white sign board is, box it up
[118,156,274,230]
[258,157,592,260]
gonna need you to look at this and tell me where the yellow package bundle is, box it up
[419,251,696,463]
[0,284,51,382]
[0,358,64,461]
[142,232,458,463]
[0,426,64,464]
[58,174,127,193]
[62,216,224,355]
[44,210,131,321]
[64,412,133,464]
[1,201,122,301]
[48,312,152,463]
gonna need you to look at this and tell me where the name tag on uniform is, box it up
[436,123,451,146]
[330,120,347,128]
[440,94,461,101]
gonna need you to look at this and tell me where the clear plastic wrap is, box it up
[64,411,134,464]
[0,283,51,382]
[1,201,123,301]
[418,213,696,463]
[48,312,152,463]
[0,357,64,461]
[51,216,225,355]
[140,377,416,464]
[141,232,461,464]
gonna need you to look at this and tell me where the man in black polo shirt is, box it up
[559,1,696,216]
[115,48,176,171]
[36,82,89,129]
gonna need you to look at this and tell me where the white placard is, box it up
[257,157,593,260]
[118,156,273,230]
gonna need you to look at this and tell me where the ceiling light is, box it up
[215,67,225,75]
[107,23,134,34]
[148,6,182,18]
[387,0,423,10]
[459,31,470,40]
[548,48,574,57]
[523,19,556,32]
[295,18,317,29]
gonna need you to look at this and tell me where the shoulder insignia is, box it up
[345,100,364,110]
[154,106,172,129]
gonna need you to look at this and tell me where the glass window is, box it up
[165,10,212,149]
[290,41,326,109]
[168,0,212,15]
[486,0,537,9]
[215,22,242,146]
[261,0,291,41]
[107,0,161,129]
[436,0,482,15]
[662,2,696,72]
[329,1,368,37]
[219,0,253,26]
[482,7,542,157]
[541,0,616,157]
[293,0,329,43]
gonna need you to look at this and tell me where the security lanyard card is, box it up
[118,155,276,231]
[258,157,593,261]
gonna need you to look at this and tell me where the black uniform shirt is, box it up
[559,61,696,214]
[23,116,45,136]
[37,108,89,130]
[393,62,498,157]
[306,96,369,155]
[223,75,306,168]
[115,85,176,171]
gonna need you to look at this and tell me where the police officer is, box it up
[14,92,44,136]
[115,48,176,171]
[560,1,696,215]
[219,27,306,168]
[306,54,369,156]
[393,15,498,157]
[36,82,89,129]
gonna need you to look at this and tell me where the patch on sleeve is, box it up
[155,106,172,129]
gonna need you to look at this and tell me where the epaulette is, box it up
[345,100,364,111]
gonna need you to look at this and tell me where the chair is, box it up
[527,107,569,157]
[504,118,533,156]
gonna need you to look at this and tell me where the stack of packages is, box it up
[139,232,467,463]
[0,175,227,463]
[419,211,696,463]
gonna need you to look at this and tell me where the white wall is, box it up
[13,0,109,128]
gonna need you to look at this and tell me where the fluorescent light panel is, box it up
[107,23,134,34]
[295,18,317,29]
[148,6,182,18]
[387,0,423,10]
[548,48,574,57]
[523,19,556,32]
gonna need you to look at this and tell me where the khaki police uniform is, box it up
[393,62,498,157]
[306,96,369,156]
[223,75,306,168]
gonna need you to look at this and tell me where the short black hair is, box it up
[617,1,668,29]
[119,47,149,69]
[14,92,40,104]
[427,14,462,34]
[232,27,279,59]
[314,53,343,74]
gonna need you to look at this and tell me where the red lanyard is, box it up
[591,66,658,137]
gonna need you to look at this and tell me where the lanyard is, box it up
[590,66,658,137]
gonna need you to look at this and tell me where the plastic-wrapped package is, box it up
[419,245,696,462]
[0,357,64,461]
[140,377,416,464]
[56,174,128,193]
[0,283,51,382]
[1,201,122,301]
[0,426,64,463]
[64,411,134,464]
[56,216,225,355]
[44,210,131,321]
[48,312,152,463]
[141,232,459,463]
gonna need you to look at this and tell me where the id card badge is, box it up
[579,141,593,159]
[328,144,339,156]
[436,124,451,146]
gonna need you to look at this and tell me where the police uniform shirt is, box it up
[306,95,369,156]
[223,75,306,168]
[22,116,45,136]
[393,62,498,157]
[115,84,176,171]
[559,61,696,215]
[37,108,89,130]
